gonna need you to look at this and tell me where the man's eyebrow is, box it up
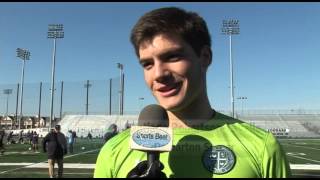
[159,47,185,59]
[139,47,185,64]
[139,58,152,65]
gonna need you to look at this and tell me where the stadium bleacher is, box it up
[57,113,320,139]
[58,115,138,138]
[237,114,320,138]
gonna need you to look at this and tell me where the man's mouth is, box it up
[156,82,182,97]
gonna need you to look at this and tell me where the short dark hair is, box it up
[55,125,61,131]
[108,124,117,131]
[130,7,212,57]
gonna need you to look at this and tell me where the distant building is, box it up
[23,117,35,129]
[0,115,52,130]
[39,117,45,128]
[0,115,14,129]
[33,116,46,128]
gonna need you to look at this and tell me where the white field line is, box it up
[28,172,92,175]
[26,163,95,169]
[287,154,320,164]
[283,143,320,151]
[0,152,20,156]
[0,149,99,174]
[281,139,320,141]
[64,149,98,158]
[1,163,320,171]
[0,163,33,166]
[290,164,320,170]
[0,163,95,169]
[283,143,320,164]
[0,171,92,175]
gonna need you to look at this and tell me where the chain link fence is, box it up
[0,77,121,120]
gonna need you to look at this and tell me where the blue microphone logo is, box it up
[133,128,170,148]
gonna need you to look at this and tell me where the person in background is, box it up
[28,130,33,145]
[87,132,93,141]
[32,131,39,152]
[124,121,132,130]
[66,130,75,154]
[43,125,67,178]
[28,130,33,150]
[103,124,118,143]
[0,129,5,155]
[6,131,13,145]
[18,130,24,144]
[72,131,77,144]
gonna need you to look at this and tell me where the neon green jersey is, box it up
[94,113,291,178]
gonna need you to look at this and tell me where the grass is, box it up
[0,137,320,177]
[64,153,99,164]
[0,138,104,163]
[0,138,103,178]
[0,168,94,178]
[279,139,320,164]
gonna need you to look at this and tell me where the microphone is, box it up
[130,104,173,167]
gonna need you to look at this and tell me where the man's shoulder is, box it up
[228,119,269,140]
[215,112,267,131]
[58,132,65,136]
[57,132,67,140]
[44,132,52,138]
[212,112,270,144]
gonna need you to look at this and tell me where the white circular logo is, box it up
[202,145,236,174]
[132,128,170,148]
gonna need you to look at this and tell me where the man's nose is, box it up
[154,62,170,82]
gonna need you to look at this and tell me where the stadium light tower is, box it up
[138,97,144,112]
[237,96,247,115]
[48,24,64,129]
[3,89,12,126]
[16,48,30,129]
[84,80,92,115]
[222,19,240,118]
[117,63,124,115]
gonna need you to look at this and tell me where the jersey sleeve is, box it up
[94,141,114,178]
[261,132,292,178]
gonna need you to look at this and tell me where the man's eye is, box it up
[167,54,182,62]
[141,62,153,69]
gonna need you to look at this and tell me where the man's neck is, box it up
[167,97,214,128]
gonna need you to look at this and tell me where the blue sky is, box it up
[0,2,320,115]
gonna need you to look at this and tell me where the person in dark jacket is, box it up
[6,131,13,145]
[42,125,67,178]
[103,124,118,143]
[18,130,24,144]
[32,131,39,152]
[0,129,5,155]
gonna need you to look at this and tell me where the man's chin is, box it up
[155,94,185,111]
[157,101,182,112]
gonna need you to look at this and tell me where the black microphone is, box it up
[130,104,172,167]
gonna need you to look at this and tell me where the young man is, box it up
[43,125,67,178]
[66,130,74,154]
[94,7,291,178]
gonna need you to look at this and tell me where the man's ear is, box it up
[200,46,212,69]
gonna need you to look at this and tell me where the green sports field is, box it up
[0,138,319,178]
[0,138,102,178]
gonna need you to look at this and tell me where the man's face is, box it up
[138,34,208,111]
